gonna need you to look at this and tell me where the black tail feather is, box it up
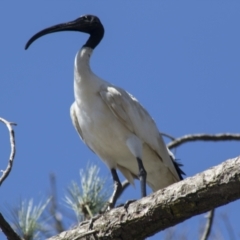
[172,159,185,180]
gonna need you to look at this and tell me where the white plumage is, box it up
[70,47,180,191]
[25,14,183,207]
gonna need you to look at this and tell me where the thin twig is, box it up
[220,212,236,240]
[72,229,97,240]
[200,209,215,240]
[0,212,22,240]
[49,173,65,233]
[160,132,176,141]
[0,118,17,186]
[167,133,240,149]
[85,204,93,219]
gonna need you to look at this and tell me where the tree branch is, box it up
[167,133,240,149]
[200,209,214,240]
[220,212,236,240]
[47,156,240,240]
[160,132,176,141]
[49,173,65,233]
[0,117,17,186]
[0,213,22,240]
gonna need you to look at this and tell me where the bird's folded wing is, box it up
[99,86,134,132]
[70,102,84,141]
[99,85,180,181]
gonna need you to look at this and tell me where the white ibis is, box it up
[25,15,184,209]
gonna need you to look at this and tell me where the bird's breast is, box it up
[76,93,132,163]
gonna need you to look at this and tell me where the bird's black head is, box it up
[25,14,104,50]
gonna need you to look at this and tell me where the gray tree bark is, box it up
[48,156,240,240]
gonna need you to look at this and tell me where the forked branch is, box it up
[200,209,215,240]
[0,213,22,240]
[48,156,240,240]
[0,117,17,186]
[167,133,240,149]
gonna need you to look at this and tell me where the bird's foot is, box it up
[114,199,136,210]
[88,214,101,230]
[99,201,114,214]
[123,199,136,211]
[86,199,136,229]
[79,214,103,230]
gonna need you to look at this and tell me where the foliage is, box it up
[8,198,50,240]
[65,163,111,222]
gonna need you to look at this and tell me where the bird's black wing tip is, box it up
[173,160,185,180]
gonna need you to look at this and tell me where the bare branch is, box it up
[49,173,65,233]
[220,212,236,240]
[0,117,17,186]
[48,156,240,240]
[165,132,240,239]
[160,132,176,141]
[167,133,240,149]
[0,212,22,240]
[200,209,215,240]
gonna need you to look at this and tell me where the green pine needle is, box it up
[9,198,51,240]
[65,164,111,222]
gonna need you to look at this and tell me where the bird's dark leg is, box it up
[87,170,122,229]
[136,157,147,197]
[108,169,122,209]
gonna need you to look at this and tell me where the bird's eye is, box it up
[83,15,91,22]
[81,15,99,23]
[81,16,87,21]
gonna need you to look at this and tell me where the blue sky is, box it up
[0,1,240,239]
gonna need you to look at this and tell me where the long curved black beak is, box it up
[25,15,104,50]
[25,20,81,50]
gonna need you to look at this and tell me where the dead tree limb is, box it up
[167,133,240,149]
[160,132,176,141]
[0,117,17,186]
[49,173,65,233]
[47,156,240,240]
[200,209,214,240]
[166,132,240,240]
[0,213,22,240]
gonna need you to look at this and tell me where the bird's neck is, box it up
[75,47,93,78]
[83,26,104,49]
[74,47,102,90]
[74,47,103,103]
